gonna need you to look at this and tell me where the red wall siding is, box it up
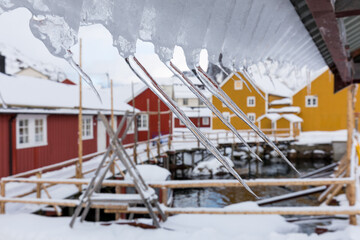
[12,115,97,175]
[174,117,210,128]
[127,88,172,142]
[0,114,11,178]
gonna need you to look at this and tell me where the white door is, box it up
[97,117,107,152]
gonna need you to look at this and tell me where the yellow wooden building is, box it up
[292,69,360,131]
[211,72,299,134]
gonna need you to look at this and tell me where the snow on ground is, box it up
[192,156,234,176]
[1,205,360,240]
[295,130,347,145]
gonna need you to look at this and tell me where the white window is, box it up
[247,113,256,123]
[202,117,210,125]
[305,95,318,107]
[223,112,230,122]
[179,118,185,126]
[183,98,188,105]
[222,102,227,108]
[234,80,243,90]
[247,96,256,107]
[137,114,149,131]
[82,116,93,140]
[127,116,135,133]
[16,115,47,149]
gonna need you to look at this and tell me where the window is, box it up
[234,80,243,90]
[179,118,185,126]
[16,115,47,149]
[305,95,318,107]
[247,96,256,107]
[183,98,188,105]
[223,112,230,122]
[127,116,134,133]
[198,99,204,106]
[137,114,149,130]
[202,117,210,125]
[82,116,93,140]
[247,113,256,123]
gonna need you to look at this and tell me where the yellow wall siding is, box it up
[212,73,266,130]
[292,70,360,131]
[277,118,290,129]
[268,95,284,103]
[259,118,272,130]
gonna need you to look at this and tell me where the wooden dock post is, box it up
[346,84,357,225]
[157,99,161,158]
[168,112,172,150]
[36,172,42,198]
[0,181,5,214]
[77,38,83,181]
[110,77,115,176]
[147,99,150,161]
[132,82,138,164]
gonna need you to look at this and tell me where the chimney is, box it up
[0,54,5,74]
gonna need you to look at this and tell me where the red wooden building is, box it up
[0,74,136,178]
[173,107,211,129]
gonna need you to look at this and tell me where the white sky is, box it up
[0,8,208,87]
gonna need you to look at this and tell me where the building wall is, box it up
[176,98,204,108]
[174,117,211,128]
[0,114,11,177]
[10,114,97,175]
[15,68,49,80]
[292,70,360,131]
[212,73,266,130]
[128,88,171,141]
[259,118,272,130]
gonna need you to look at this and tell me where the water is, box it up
[172,158,336,234]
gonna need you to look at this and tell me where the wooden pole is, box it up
[157,99,161,158]
[147,99,150,161]
[77,38,83,180]
[110,78,115,176]
[168,112,172,150]
[36,172,42,199]
[132,82,137,164]
[0,181,5,214]
[346,84,357,225]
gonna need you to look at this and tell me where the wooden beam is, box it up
[306,0,352,83]
[2,177,355,188]
[105,206,360,216]
[335,0,360,18]
[77,38,83,180]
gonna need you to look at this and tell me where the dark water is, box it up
[172,157,337,234]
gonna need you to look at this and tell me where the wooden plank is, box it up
[105,206,360,216]
[2,177,355,188]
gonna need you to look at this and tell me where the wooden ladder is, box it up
[70,112,166,228]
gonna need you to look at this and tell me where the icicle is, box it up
[263,60,276,88]
[168,61,262,162]
[0,90,7,109]
[126,56,258,198]
[66,52,102,102]
[196,65,300,175]
[232,69,252,93]
[240,67,266,101]
[306,67,311,96]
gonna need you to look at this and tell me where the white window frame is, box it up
[127,116,135,133]
[82,115,94,140]
[202,117,210,125]
[179,118,185,126]
[223,112,230,122]
[247,96,256,107]
[234,80,243,90]
[305,95,318,107]
[137,114,149,131]
[16,114,47,149]
[247,113,256,123]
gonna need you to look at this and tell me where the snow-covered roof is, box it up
[250,74,293,98]
[270,98,292,106]
[257,113,281,122]
[268,107,301,114]
[0,43,66,81]
[180,107,212,117]
[0,73,135,113]
[173,84,211,99]
[281,114,303,123]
